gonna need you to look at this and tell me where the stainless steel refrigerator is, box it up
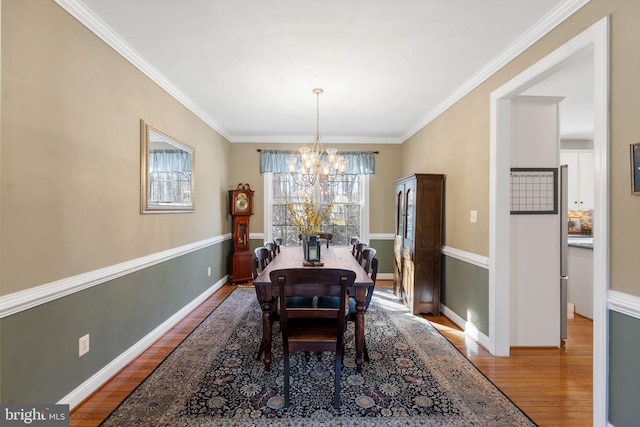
[559,165,569,341]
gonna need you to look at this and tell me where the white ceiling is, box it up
[64,0,589,143]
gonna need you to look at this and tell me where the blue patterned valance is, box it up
[259,149,375,174]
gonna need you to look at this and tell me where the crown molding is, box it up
[402,0,591,142]
[53,0,232,141]
[55,0,589,145]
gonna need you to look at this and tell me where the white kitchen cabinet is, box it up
[560,150,594,210]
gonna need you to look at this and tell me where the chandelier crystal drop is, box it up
[286,88,347,187]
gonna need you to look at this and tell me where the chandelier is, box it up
[286,88,347,187]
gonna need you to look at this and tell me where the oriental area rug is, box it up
[101,287,536,427]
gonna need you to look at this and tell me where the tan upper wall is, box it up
[0,0,231,295]
[3,0,639,298]
[228,143,402,235]
[401,0,640,295]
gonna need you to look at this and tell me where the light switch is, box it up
[470,210,478,223]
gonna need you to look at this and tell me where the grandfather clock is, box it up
[229,183,254,284]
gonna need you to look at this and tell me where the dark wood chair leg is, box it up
[334,344,343,409]
[283,348,291,408]
[255,340,264,360]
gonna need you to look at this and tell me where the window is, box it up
[265,173,368,246]
[259,149,374,245]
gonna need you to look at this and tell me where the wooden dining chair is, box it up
[360,247,377,274]
[270,268,356,409]
[274,237,283,253]
[264,241,277,261]
[354,242,368,263]
[254,247,270,279]
[350,237,359,256]
[318,232,333,248]
[318,255,378,362]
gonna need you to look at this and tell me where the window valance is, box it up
[259,149,375,174]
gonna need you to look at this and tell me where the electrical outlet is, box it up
[79,334,90,357]
[470,210,478,223]
[207,267,212,277]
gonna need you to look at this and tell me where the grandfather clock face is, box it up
[230,188,253,215]
[235,193,249,213]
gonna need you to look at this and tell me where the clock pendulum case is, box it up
[229,183,254,284]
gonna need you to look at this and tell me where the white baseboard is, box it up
[440,303,491,352]
[58,277,228,409]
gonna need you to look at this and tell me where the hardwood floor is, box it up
[423,310,593,426]
[69,281,592,426]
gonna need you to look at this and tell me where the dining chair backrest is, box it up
[273,237,283,253]
[270,268,355,409]
[369,256,379,285]
[360,247,377,274]
[364,257,378,312]
[254,247,270,278]
[350,237,359,256]
[354,242,368,263]
[264,241,277,261]
[318,232,333,248]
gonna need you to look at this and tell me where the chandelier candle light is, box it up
[286,88,347,187]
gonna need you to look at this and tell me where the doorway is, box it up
[489,17,609,424]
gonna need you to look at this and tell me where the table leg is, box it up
[354,287,366,373]
[260,298,274,371]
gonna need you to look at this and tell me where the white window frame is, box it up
[263,172,369,245]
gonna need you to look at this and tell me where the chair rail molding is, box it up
[0,235,230,319]
[441,246,489,269]
[608,290,640,320]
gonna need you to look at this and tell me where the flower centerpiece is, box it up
[284,196,332,235]
[284,197,332,261]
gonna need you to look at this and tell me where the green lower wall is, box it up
[368,239,393,276]
[609,310,640,427]
[0,241,227,404]
[441,255,489,336]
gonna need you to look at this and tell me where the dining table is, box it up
[252,245,373,373]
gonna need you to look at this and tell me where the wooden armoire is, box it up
[393,174,445,315]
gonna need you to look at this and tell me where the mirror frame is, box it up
[141,120,195,213]
[630,142,640,195]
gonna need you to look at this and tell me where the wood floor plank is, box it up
[424,306,593,427]
[69,280,593,426]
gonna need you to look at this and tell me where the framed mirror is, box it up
[630,142,640,195]
[141,120,195,213]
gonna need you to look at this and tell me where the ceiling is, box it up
[64,0,590,143]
